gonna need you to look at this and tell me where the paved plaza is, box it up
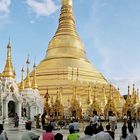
[3,122,140,140]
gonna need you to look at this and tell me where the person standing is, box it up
[95,125,113,140]
[41,112,46,129]
[14,113,19,127]
[21,122,39,140]
[54,133,63,140]
[120,126,128,140]
[109,113,117,132]
[42,125,54,140]
[67,128,80,140]
[79,125,93,140]
[128,126,138,140]
[105,124,114,140]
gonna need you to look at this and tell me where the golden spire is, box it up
[19,67,25,91]
[132,84,136,95]
[128,85,130,99]
[3,39,15,78]
[32,63,38,89]
[46,0,87,61]
[25,57,31,88]
[62,0,72,6]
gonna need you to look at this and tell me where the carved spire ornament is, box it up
[32,63,38,89]
[19,67,25,91]
[25,57,31,88]
[3,39,15,78]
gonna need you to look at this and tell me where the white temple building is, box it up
[0,41,43,124]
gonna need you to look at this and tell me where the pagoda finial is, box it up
[19,67,25,91]
[3,39,15,78]
[137,88,139,96]
[25,56,31,88]
[132,83,135,95]
[62,0,72,6]
[32,63,38,89]
[128,85,130,98]
[52,0,79,40]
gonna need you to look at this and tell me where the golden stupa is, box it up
[28,0,124,117]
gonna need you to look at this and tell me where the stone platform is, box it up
[3,122,140,140]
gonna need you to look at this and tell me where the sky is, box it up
[0,0,140,95]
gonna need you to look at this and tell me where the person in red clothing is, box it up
[42,125,54,140]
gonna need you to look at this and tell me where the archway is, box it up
[127,110,131,116]
[72,111,76,118]
[8,101,15,117]
[108,111,113,116]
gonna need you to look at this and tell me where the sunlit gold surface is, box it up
[2,40,15,78]
[25,58,31,88]
[29,0,124,115]
[19,67,25,91]
[32,64,38,89]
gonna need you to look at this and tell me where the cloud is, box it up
[0,0,11,28]
[26,0,59,17]
[0,0,11,16]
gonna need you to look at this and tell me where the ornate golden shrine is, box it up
[68,86,82,119]
[104,85,117,116]
[123,86,133,116]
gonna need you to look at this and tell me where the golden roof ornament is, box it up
[3,39,15,78]
[50,96,54,106]
[87,85,91,104]
[132,84,136,95]
[62,0,72,6]
[32,63,38,89]
[127,85,130,99]
[19,67,25,91]
[56,88,61,103]
[25,57,31,88]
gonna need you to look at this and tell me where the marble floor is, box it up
[3,122,140,140]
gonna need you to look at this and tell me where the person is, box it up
[128,126,138,140]
[69,120,74,129]
[50,119,56,130]
[95,125,113,140]
[79,125,93,140]
[14,113,19,127]
[109,113,117,132]
[21,121,39,140]
[42,124,54,140]
[133,114,137,128]
[41,112,46,129]
[54,133,63,140]
[67,128,80,140]
[1,125,8,140]
[0,124,5,140]
[91,111,99,128]
[120,126,128,140]
[123,114,127,125]
[73,119,79,132]
[105,124,114,140]
[127,115,132,128]
[35,114,41,129]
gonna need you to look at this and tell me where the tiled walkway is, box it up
[3,122,140,140]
